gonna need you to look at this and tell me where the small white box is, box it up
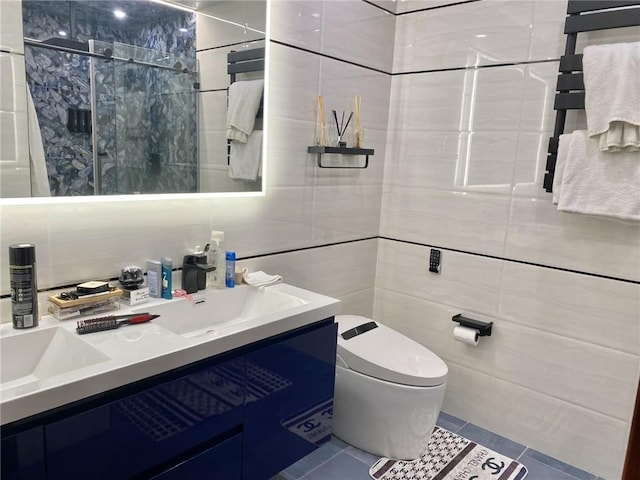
[121,288,150,306]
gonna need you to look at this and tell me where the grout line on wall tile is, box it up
[270,39,390,75]
[394,0,482,16]
[392,58,560,76]
[378,237,640,285]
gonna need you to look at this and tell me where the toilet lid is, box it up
[336,315,448,387]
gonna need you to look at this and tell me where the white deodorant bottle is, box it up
[206,231,226,288]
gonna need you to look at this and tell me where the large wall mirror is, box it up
[5,0,266,198]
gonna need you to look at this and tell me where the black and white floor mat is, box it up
[369,426,528,480]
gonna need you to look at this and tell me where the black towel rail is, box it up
[543,0,640,192]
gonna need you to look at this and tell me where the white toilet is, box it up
[333,315,448,460]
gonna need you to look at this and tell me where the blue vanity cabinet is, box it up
[242,321,338,480]
[45,357,245,480]
[150,433,242,480]
[0,426,45,480]
[1,318,337,480]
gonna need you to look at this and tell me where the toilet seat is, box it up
[336,315,447,387]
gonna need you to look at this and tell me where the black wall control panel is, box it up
[429,249,441,274]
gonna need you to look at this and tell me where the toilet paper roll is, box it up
[453,325,479,346]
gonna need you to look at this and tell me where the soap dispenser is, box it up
[182,247,215,294]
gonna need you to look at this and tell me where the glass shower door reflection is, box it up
[91,41,198,194]
[113,42,198,194]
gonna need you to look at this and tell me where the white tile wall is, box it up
[374,285,638,421]
[312,184,382,244]
[237,238,378,311]
[380,2,640,479]
[196,0,266,50]
[321,0,395,73]
[376,239,503,315]
[270,0,323,52]
[319,55,391,132]
[394,0,538,72]
[395,1,465,14]
[0,52,30,198]
[380,187,512,256]
[198,90,227,160]
[528,0,569,61]
[268,43,320,124]
[273,0,395,73]
[0,0,25,54]
[498,262,640,355]
[444,363,632,480]
[197,40,266,91]
[505,198,640,281]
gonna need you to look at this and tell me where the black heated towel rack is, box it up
[543,0,640,192]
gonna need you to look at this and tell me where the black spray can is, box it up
[9,243,38,329]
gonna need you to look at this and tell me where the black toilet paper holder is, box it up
[452,314,493,337]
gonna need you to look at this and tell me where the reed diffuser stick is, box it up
[317,96,327,146]
[354,95,362,148]
[343,112,354,136]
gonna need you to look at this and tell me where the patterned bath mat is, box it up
[369,426,528,480]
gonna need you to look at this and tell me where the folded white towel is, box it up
[556,130,640,222]
[242,269,283,287]
[552,133,572,205]
[226,79,264,143]
[26,88,51,196]
[583,42,640,152]
[229,130,262,181]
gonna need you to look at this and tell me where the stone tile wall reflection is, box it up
[22,1,196,195]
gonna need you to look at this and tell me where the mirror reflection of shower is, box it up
[22,0,198,196]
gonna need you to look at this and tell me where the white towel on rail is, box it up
[582,42,640,152]
[556,130,640,222]
[552,133,572,205]
[26,87,51,197]
[226,79,264,143]
[229,130,262,181]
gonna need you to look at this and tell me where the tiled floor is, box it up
[272,412,607,480]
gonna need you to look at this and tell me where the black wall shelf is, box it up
[307,146,374,169]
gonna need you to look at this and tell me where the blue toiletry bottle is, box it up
[225,251,236,288]
[161,257,173,299]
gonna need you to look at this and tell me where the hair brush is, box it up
[76,313,159,335]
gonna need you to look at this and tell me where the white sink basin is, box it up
[0,326,110,390]
[135,285,310,337]
[1,283,340,426]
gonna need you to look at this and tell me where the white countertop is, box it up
[0,284,341,426]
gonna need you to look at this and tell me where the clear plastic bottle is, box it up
[206,231,226,288]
